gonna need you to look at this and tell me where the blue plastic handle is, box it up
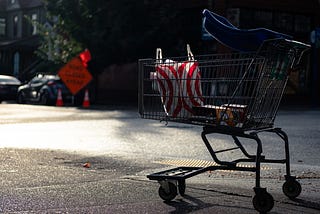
[202,9,293,52]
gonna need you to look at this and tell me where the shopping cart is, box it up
[138,38,309,213]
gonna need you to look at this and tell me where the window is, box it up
[254,11,273,28]
[239,9,255,28]
[294,15,311,33]
[0,18,6,36]
[227,8,240,27]
[31,14,37,35]
[13,15,18,37]
[13,52,20,77]
[274,12,294,32]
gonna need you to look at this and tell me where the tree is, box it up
[33,14,83,65]
[40,0,188,73]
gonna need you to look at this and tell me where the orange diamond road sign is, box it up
[58,56,93,95]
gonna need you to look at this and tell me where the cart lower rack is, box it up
[138,39,309,213]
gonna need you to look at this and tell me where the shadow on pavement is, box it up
[165,194,253,214]
[290,198,320,211]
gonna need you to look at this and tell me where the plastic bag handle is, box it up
[156,45,194,62]
[156,48,162,63]
[187,44,194,61]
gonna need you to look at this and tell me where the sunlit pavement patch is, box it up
[155,159,271,170]
[154,159,320,180]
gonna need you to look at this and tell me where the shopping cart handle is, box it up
[291,41,311,71]
[202,9,293,52]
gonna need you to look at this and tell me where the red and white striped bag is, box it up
[178,45,204,115]
[154,45,204,118]
[155,58,183,117]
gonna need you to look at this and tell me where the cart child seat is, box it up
[202,9,293,52]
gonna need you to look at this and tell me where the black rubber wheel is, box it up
[252,192,274,213]
[178,180,186,196]
[17,93,25,104]
[40,92,49,105]
[283,179,301,199]
[158,182,177,202]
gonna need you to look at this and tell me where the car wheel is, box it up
[17,93,25,104]
[40,92,49,105]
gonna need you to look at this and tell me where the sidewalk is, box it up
[0,148,319,213]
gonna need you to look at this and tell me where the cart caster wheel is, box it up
[158,182,177,202]
[283,179,301,199]
[178,180,186,196]
[252,192,274,213]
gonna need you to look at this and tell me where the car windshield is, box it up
[0,75,21,84]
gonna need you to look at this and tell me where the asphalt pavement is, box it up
[0,103,319,213]
[0,148,319,213]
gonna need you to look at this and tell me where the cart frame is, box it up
[138,39,309,213]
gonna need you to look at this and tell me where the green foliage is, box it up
[26,12,83,68]
[39,1,201,73]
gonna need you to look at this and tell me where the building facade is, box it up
[0,0,45,80]
[204,0,320,104]
[100,0,320,105]
[0,0,318,105]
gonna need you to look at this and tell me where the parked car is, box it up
[17,74,74,105]
[0,75,21,103]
